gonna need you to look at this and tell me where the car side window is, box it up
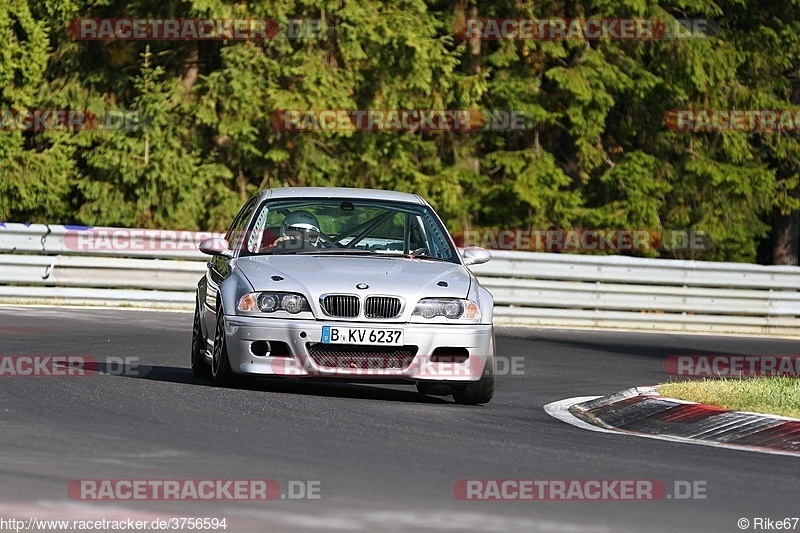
[226,197,257,252]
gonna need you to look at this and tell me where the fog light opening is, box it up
[268,341,292,357]
[430,347,470,364]
[250,341,271,357]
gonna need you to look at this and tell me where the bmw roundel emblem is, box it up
[356,283,369,290]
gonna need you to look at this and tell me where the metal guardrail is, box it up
[0,223,220,260]
[3,223,800,335]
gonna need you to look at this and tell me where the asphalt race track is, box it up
[1,306,798,532]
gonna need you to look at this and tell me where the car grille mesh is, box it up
[364,297,402,319]
[321,295,360,318]
[306,343,418,370]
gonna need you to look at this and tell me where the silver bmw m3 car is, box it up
[192,187,496,404]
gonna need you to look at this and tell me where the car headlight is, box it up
[281,294,308,314]
[412,298,481,321]
[258,293,279,312]
[238,292,311,314]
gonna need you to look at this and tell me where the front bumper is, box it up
[220,315,494,382]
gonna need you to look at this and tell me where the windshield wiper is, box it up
[261,248,377,256]
[383,253,451,262]
[263,249,300,255]
[295,248,377,255]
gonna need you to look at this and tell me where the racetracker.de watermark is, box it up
[0,356,96,377]
[63,228,224,252]
[665,109,800,132]
[67,18,324,40]
[264,355,526,377]
[0,356,145,377]
[455,18,717,40]
[271,109,530,132]
[0,110,149,131]
[453,229,710,252]
[453,479,707,500]
[68,479,321,500]
[664,355,800,377]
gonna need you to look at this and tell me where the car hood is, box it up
[235,254,472,317]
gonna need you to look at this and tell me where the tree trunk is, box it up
[238,168,248,202]
[773,71,800,265]
[182,45,199,90]
[773,210,800,265]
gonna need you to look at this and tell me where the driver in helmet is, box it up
[268,210,322,249]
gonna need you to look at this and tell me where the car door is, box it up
[202,196,258,336]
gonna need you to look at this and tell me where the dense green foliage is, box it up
[1,0,799,262]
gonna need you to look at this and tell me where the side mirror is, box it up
[199,237,233,258]
[462,246,491,266]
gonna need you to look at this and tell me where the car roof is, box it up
[256,187,427,205]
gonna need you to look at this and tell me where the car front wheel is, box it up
[451,357,495,405]
[211,308,237,387]
[191,300,212,378]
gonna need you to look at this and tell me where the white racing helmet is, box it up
[280,210,321,246]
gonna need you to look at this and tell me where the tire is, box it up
[191,300,212,378]
[211,307,238,387]
[452,357,495,405]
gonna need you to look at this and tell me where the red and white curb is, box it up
[545,387,800,458]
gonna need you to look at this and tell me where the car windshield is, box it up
[238,198,459,263]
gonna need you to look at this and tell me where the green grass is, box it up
[658,377,800,419]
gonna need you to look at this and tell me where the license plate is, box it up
[321,326,404,346]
